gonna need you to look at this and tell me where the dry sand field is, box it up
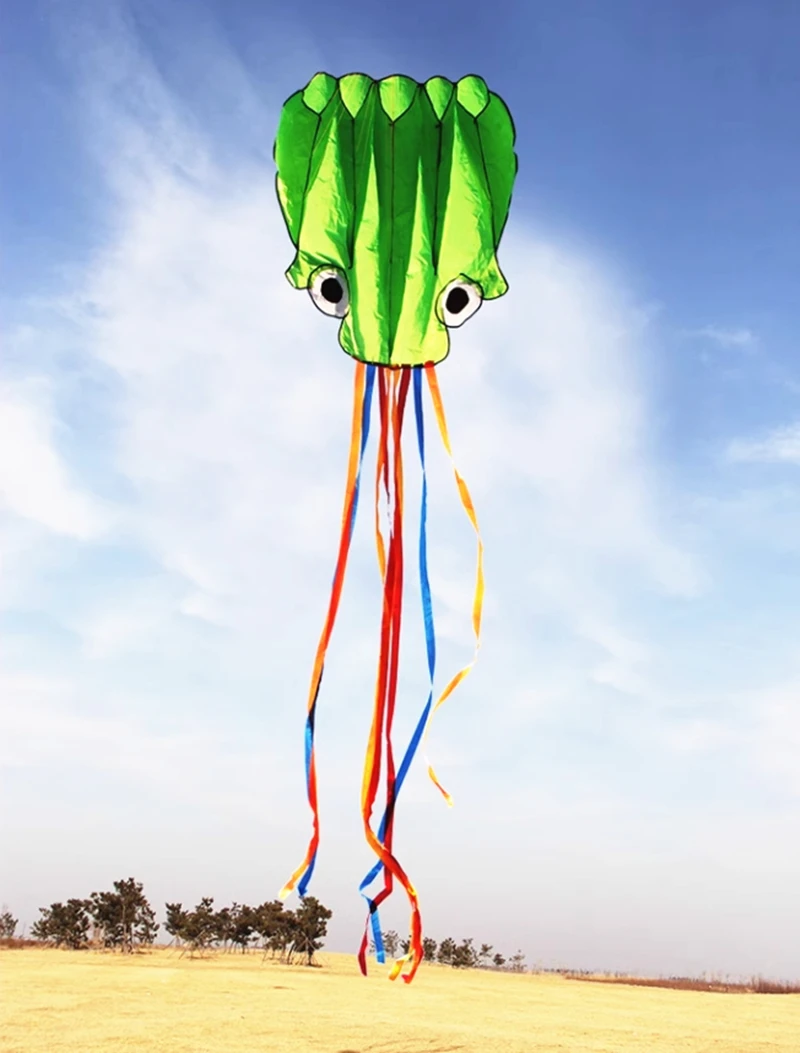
[2,947,798,1053]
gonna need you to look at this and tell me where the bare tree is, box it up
[85,879,158,952]
[165,903,187,948]
[451,938,478,968]
[180,898,217,956]
[381,930,400,958]
[437,937,456,964]
[0,911,18,939]
[254,900,285,956]
[422,936,437,961]
[292,897,332,967]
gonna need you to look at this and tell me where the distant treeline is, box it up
[1,880,527,971]
[559,969,800,996]
[371,930,527,972]
[2,878,332,966]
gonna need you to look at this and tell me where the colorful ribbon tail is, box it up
[279,363,375,902]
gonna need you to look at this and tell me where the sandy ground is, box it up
[2,947,799,1053]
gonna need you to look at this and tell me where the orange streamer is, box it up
[279,362,368,902]
[421,363,485,807]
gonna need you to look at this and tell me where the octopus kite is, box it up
[274,72,517,984]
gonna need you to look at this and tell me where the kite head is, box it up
[274,72,517,367]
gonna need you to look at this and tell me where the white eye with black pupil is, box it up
[309,268,349,318]
[439,278,482,327]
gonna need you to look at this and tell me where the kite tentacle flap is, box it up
[358,367,426,984]
[279,361,375,903]
[358,365,436,977]
[357,363,482,983]
[357,368,392,967]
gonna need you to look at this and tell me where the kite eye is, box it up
[309,268,350,318]
[438,278,483,328]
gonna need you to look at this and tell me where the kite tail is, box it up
[357,366,436,976]
[358,367,424,985]
[356,363,481,982]
[279,362,375,903]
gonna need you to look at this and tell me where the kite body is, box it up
[275,73,517,984]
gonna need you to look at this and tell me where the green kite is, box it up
[274,72,517,985]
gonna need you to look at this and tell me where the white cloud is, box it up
[0,669,288,819]
[0,379,108,539]
[684,325,757,349]
[728,422,800,465]
[440,246,704,604]
[747,684,800,796]
[670,681,800,797]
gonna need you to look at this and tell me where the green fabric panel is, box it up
[273,92,320,247]
[424,76,454,121]
[339,72,372,118]
[288,91,354,285]
[302,72,338,114]
[437,98,505,299]
[344,83,389,363]
[477,94,518,247]
[378,74,418,121]
[455,75,489,117]
[389,89,443,366]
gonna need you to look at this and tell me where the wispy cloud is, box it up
[728,422,800,464]
[683,324,757,349]
[0,670,291,821]
[0,379,109,539]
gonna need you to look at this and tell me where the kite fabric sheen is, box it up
[274,72,517,984]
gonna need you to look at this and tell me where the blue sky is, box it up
[2,0,799,981]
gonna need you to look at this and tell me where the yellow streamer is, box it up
[422,364,484,807]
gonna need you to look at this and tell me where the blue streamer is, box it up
[298,365,376,897]
[358,367,436,959]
